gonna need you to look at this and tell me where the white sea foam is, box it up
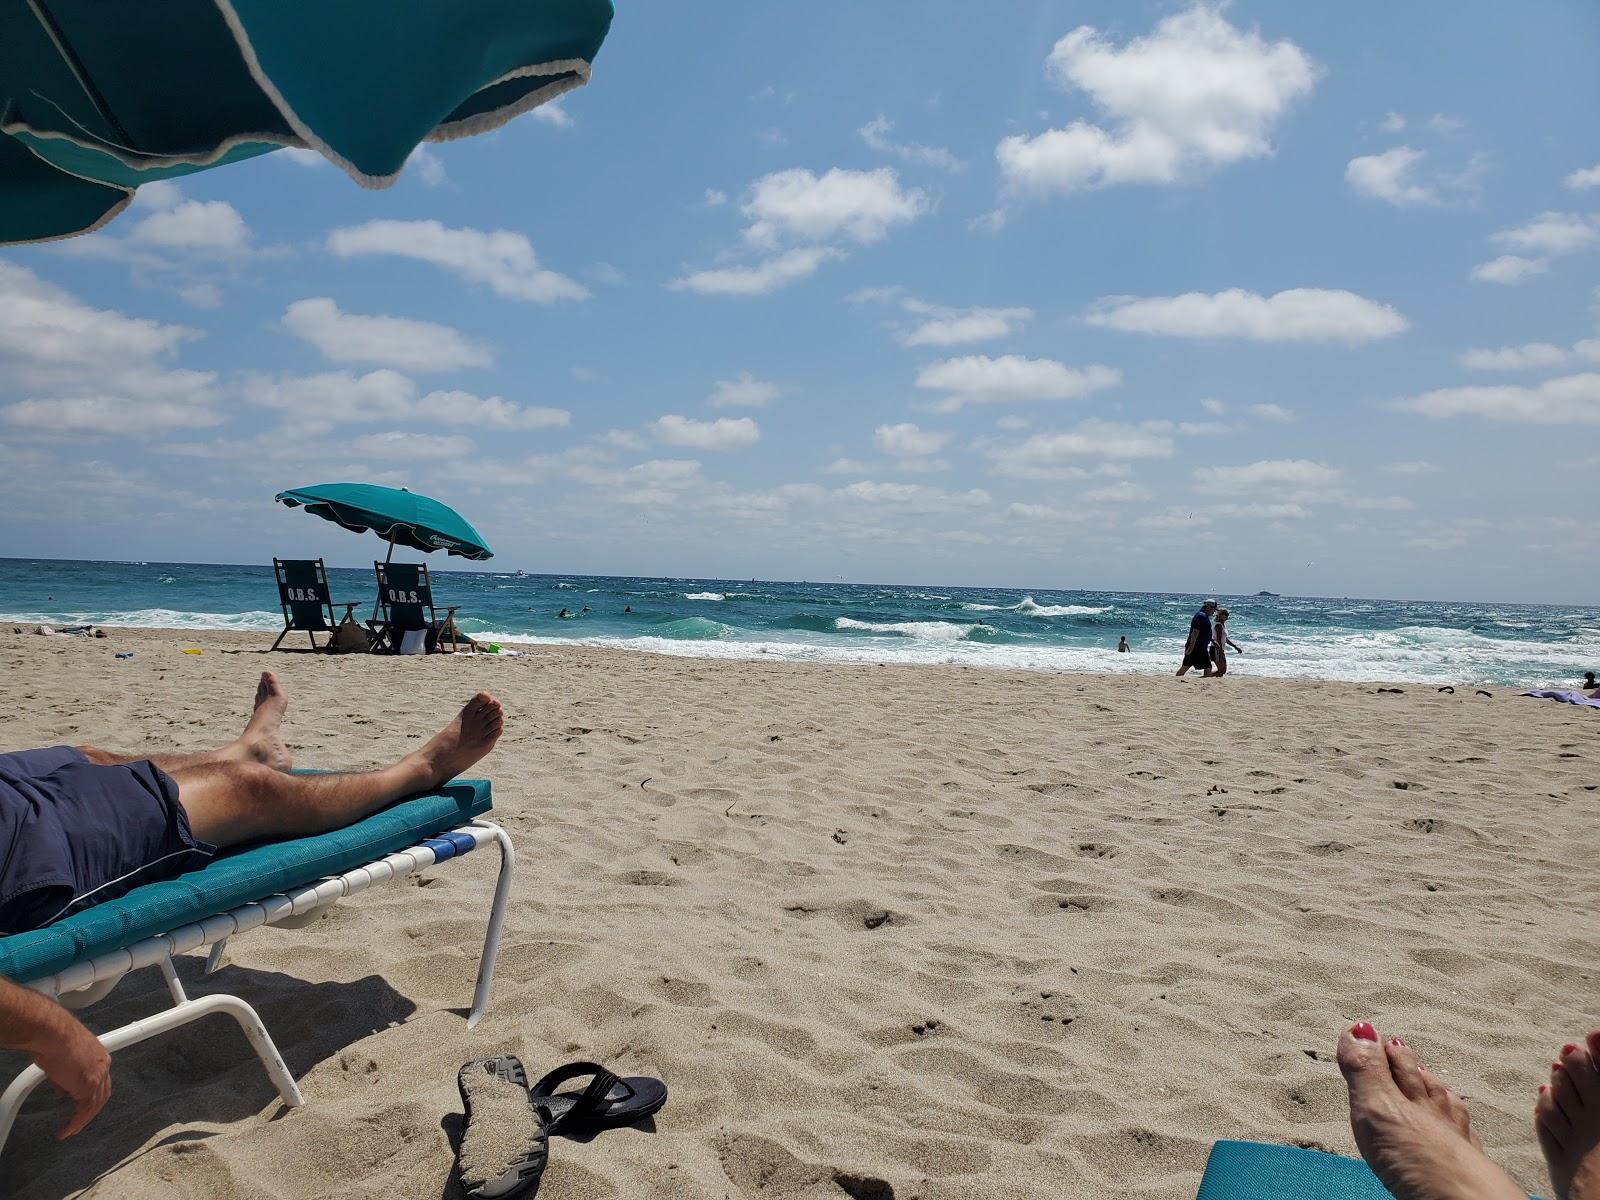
[836,617,978,640]
[961,596,1111,617]
[0,607,283,632]
[685,592,725,601]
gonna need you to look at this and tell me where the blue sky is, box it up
[3,1,1598,602]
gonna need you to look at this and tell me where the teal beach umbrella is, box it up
[275,483,493,562]
[0,0,613,246]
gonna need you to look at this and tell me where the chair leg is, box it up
[467,822,516,1029]
[270,626,290,651]
[0,989,304,1165]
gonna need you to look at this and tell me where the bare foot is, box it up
[1536,1030,1600,1200]
[408,693,504,788]
[231,671,292,771]
[1337,1022,1524,1200]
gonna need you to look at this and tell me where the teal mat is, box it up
[0,780,491,984]
[1197,1140,1542,1200]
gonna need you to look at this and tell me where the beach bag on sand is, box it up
[327,614,372,654]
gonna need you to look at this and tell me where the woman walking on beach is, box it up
[1212,608,1242,676]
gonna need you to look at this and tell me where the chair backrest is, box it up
[274,559,334,631]
[375,561,436,632]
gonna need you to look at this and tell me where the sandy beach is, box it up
[1,626,1596,1199]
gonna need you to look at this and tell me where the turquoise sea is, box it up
[1,558,1596,689]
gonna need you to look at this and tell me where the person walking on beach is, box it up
[1211,608,1242,676]
[1176,599,1217,678]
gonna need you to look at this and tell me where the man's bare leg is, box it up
[74,672,292,773]
[171,693,503,848]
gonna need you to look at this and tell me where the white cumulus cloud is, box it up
[1194,459,1342,495]
[1085,287,1407,343]
[1470,255,1549,285]
[915,355,1121,412]
[127,200,251,256]
[859,116,964,171]
[281,298,493,371]
[985,420,1175,479]
[651,414,762,450]
[1249,403,1297,422]
[1568,165,1600,190]
[327,220,588,303]
[1457,343,1569,371]
[1393,373,1600,424]
[669,247,840,296]
[709,373,781,408]
[1345,147,1437,207]
[742,167,928,249]
[997,5,1318,195]
[875,423,950,458]
[898,300,1033,347]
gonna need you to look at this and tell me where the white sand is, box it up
[1,627,1596,1198]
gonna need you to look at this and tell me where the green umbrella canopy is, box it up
[0,0,613,246]
[275,483,493,561]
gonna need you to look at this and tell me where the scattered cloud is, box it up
[1085,287,1407,343]
[709,373,781,408]
[742,167,928,249]
[1568,165,1600,191]
[327,220,589,303]
[1200,398,1227,415]
[704,189,728,207]
[347,431,474,461]
[1386,460,1439,474]
[531,100,573,128]
[915,355,1121,412]
[0,263,217,439]
[127,200,251,256]
[1457,343,1569,371]
[984,420,1176,479]
[179,283,223,309]
[1345,147,1437,207]
[651,414,762,450]
[407,146,447,186]
[875,423,950,458]
[1470,255,1549,285]
[1081,480,1152,503]
[1249,402,1297,422]
[1379,112,1407,134]
[899,300,1033,347]
[1208,501,1311,520]
[823,458,873,475]
[278,147,325,168]
[2,397,224,438]
[859,116,965,171]
[838,480,990,512]
[281,298,493,371]
[997,6,1318,195]
[1392,373,1600,424]
[1472,212,1599,284]
[669,247,840,296]
[1194,458,1342,495]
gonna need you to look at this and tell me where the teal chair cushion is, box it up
[1197,1140,1544,1200]
[0,780,491,984]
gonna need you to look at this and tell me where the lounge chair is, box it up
[1195,1140,1549,1200]
[370,561,469,654]
[270,558,359,652]
[0,779,513,1164]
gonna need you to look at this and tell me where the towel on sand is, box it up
[1521,690,1600,709]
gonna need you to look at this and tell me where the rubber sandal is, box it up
[530,1060,668,1137]
[456,1056,549,1199]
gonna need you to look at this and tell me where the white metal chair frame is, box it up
[0,818,514,1159]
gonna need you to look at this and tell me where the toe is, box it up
[1384,1037,1431,1104]
[1554,1057,1588,1125]
[1338,1024,1402,1109]
[1564,1039,1600,1108]
[1538,1082,1572,1143]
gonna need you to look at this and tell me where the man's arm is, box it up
[0,976,111,1138]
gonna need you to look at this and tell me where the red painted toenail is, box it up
[1391,1037,1405,1047]
[1563,1044,1580,1055]
[1351,1021,1378,1042]
[1554,1062,1564,1071]
[1541,1085,1551,1095]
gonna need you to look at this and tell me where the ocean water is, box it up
[1,558,1596,688]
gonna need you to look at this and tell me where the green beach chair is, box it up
[270,558,359,652]
[1196,1139,1545,1200]
[0,780,515,1166]
[370,561,468,654]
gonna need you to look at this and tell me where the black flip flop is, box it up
[530,1061,668,1137]
[456,1056,549,1199]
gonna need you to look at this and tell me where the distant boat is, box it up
[513,570,526,577]
[1256,590,1279,597]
